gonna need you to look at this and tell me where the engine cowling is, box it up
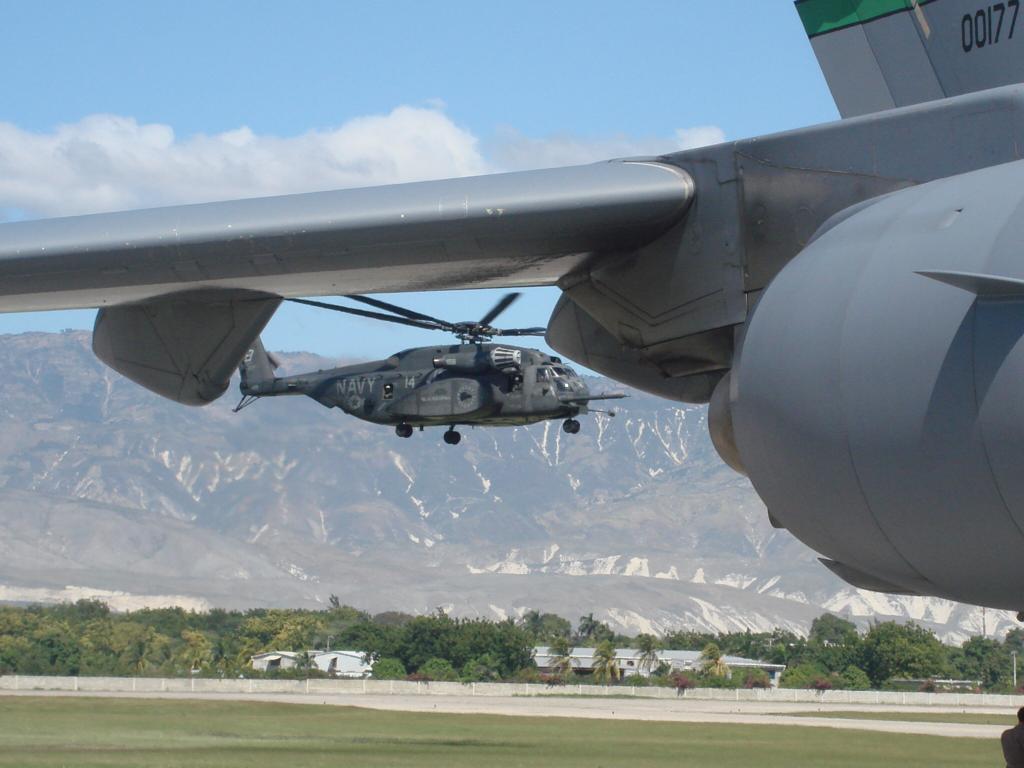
[726,159,1024,610]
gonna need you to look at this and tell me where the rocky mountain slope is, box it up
[0,332,1010,643]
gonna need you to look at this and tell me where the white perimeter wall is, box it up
[1,675,1022,708]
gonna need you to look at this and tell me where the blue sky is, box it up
[0,1,838,358]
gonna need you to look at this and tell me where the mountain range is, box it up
[0,331,1010,644]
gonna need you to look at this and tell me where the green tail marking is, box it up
[796,0,936,37]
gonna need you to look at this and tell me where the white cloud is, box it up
[0,108,724,219]
[490,125,726,172]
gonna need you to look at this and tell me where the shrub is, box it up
[838,666,872,691]
[697,673,741,689]
[743,670,771,689]
[418,657,458,682]
[671,672,697,691]
[538,673,567,687]
[513,667,543,684]
[811,677,833,691]
[780,663,828,689]
[653,661,672,678]
[460,653,502,682]
[371,657,406,680]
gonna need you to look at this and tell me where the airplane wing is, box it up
[5,160,691,405]
[0,160,691,313]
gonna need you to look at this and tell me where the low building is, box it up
[250,651,303,672]
[309,650,371,678]
[533,646,786,687]
[250,649,371,678]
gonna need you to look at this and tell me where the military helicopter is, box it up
[234,293,625,444]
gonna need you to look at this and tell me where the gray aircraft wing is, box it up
[2,160,691,405]
[0,160,690,312]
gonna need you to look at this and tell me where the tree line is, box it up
[0,599,1021,691]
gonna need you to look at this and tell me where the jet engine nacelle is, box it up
[726,159,1024,610]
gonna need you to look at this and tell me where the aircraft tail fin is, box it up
[797,0,1024,118]
[239,337,280,392]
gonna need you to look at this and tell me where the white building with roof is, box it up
[250,650,371,678]
[310,650,371,678]
[533,646,786,686]
[250,651,303,672]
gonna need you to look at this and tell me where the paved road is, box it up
[0,689,1006,739]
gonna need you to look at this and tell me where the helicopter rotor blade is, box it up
[478,292,521,327]
[288,294,545,341]
[344,294,451,327]
[287,298,443,331]
[492,327,548,337]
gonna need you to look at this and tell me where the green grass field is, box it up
[0,696,1001,767]
[788,710,1016,726]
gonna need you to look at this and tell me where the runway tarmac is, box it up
[0,689,1007,739]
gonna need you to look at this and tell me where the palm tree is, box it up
[699,642,730,678]
[635,634,661,677]
[176,629,213,675]
[577,613,600,643]
[591,640,620,683]
[548,636,575,677]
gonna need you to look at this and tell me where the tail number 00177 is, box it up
[963,2,1019,52]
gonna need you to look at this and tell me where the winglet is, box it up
[916,270,1024,298]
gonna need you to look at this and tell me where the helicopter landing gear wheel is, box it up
[562,419,580,435]
[443,428,462,445]
[395,423,413,438]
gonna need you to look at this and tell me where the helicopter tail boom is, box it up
[239,337,280,393]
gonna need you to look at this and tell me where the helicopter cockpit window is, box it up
[383,383,394,400]
[535,367,552,383]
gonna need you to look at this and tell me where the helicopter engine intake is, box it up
[430,346,523,374]
[431,350,489,373]
[489,347,522,371]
